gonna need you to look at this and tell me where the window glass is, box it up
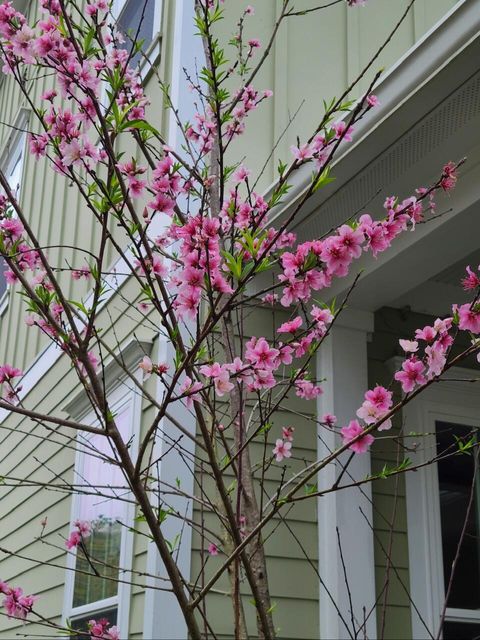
[1,134,25,302]
[72,405,130,609]
[443,621,480,640]
[436,421,480,611]
[116,0,156,68]
[72,607,117,639]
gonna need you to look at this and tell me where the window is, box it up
[0,117,27,313]
[436,421,480,638]
[402,366,480,639]
[63,384,138,637]
[112,0,162,71]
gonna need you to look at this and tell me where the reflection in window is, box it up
[72,608,117,640]
[436,421,480,638]
[443,621,480,640]
[0,132,26,303]
[70,404,130,621]
[116,0,156,68]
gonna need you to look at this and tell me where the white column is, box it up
[316,309,377,639]
[143,2,202,637]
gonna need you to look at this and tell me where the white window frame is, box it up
[398,360,480,639]
[112,0,163,79]
[0,108,29,316]
[62,340,148,637]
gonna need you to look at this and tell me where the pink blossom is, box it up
[272,438,292,462]
[139,356,153,378]
[65,530,82,549]
[2,585,38,620]
[365,386,392,412]
[394,357,426,393]
[321,413,337,427]
[457,303,480,334]
[245,337,279,369]
[433,317,452,335]
[290,143,314,162]
[232,165,250,183]
[440,161,457,192]
[208,543,219,556]
[72,266,90,280]
[87,618,119,639]
[0,217,24,242]
[277,316,302,334]
[0,364,23,383]
[282,426,295,441]
[341,420,374,453]
[415,325,436,342]
[66,520,91,549]
[366,94,379,107]
[425,342,447,378]
[262,293,278,305]
[461,266,480,291]
[179,376,203,409]
[399,339,418,353]
[295,379,322,400]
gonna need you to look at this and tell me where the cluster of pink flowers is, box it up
[200,362,234,397]
[357,386,393,431]
[343,277,480,454]
[0,0,147,177]
[138,356,169,380]
[225,86,273,145]
[65,519,91,549]
[0,580,37,621]
[277,189,437,311]
[171,214,232,320]
[341,420,374,454]
[341,386,392,453]
[147,153,184,219]
[0,216,42,286]
[87,618,120,640]
[0,363,23,402]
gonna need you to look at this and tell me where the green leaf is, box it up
[312,166,335,193]
[118,119,160,136]
[304,483,317,496]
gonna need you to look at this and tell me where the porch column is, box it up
[316,309,377,639]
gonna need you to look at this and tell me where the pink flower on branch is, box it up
[394,357,426,393]
[0,581,38,621]
[341,420,374,454]
[65,519,91,549]
[295,379,323,400]
[272,438,292,462]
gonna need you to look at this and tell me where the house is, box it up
[0,0,479,638]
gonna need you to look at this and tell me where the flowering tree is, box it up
[0,0,477,638]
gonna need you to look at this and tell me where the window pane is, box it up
[443,621,480,640]
[0,135,25,299]
[0,260,7,299]
[436,421,480,610]
[72,607,117,640]
[117,0,156,67]
[72,406,130,608]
